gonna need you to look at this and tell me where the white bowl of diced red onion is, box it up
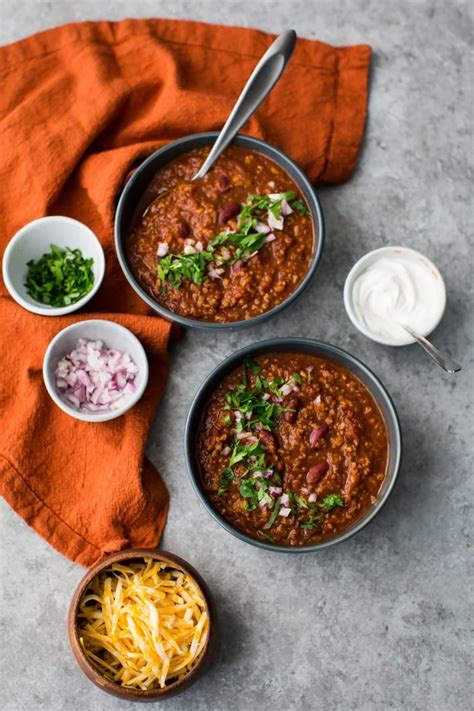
[42,319,149,422]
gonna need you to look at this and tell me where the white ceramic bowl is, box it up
[43,320,149,422]
[2,216,105,316]
[343,246,447,346]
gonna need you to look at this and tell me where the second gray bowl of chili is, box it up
[185,338,402,552]
[115,133,324,329]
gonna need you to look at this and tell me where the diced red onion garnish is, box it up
[280,199,293,216]
[259,499,267,508]
[234,411,243,421]
[220,247,231,261]
[222,446,231,456]
[267,210,284,231]
[156,242,169,257]
[184,244,196,255]
[279,507,291,518]
[267,193,284,200]
[208,267,225,279]
[267,180,276,190]
[256,222,271,234]
[195,241,204,253]
[314,395,322,405]
[306,365,315,372]
[269,486,282,498]
[280,382,293,397]
[265,233,276,243]
[263,470,274,480]
[252,471,263,478]
[262,393,270,401]
[184,238,195,245]
[280,493,290,508]
[55,339,138,414]
[308,493,318,503]
[245,411,252,421]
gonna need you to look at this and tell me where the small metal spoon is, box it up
[402,324,462,373]
[192,29,297,180]
[142,30,296,217]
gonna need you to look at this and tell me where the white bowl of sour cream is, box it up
[344,246,446,346]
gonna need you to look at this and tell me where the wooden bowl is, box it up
[68,548,218,702]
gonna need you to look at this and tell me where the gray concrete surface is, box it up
[1,1,473,709]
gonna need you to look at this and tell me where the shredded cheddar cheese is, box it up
[77,558,209,690]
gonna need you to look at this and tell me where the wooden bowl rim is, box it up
[68,548,214,701]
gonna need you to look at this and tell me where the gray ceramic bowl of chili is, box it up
[184,338,402,552]
[114,132,324,329]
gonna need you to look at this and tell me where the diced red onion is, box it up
[156,242,169,257]
[280,382,293,397]
[279,507,291,518]
[280,199,293,216]
[184,244,196,255]
[208,267,225,279]
[280,493,290,508]
[314,395,322,405]
[267,210,284,231]
[256,222,271,234]
[269,486,282,498]
[259,499,267,508]
[267,180,276,190]
[265,233,276,243]
[308,493,318,503]
[234,411,243,421]
[184,238,195,245]
[263,470,274,480]
[262,393,270,401]
[195,241,204,253]
[306,365,315,372]
[222,446,231,456]
[252,471,263,478]
[245,411,253,421]
[220,247,231,261]
[267,193,284,201]
[55,339,138,414]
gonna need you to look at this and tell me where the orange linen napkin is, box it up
[0,19,371,566]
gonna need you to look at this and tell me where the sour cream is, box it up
[345,247,446,346]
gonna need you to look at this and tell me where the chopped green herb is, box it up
[25,244,94,307]
[264,497,281,529]
[291,371,303,385]
[319,493,344,510]
[157,191,307,288]
[217,468,234,496]
[300,513,321,530]
[244,356,262,374]
[291,493,309,510]
[261,532,275,543]
[224,414,233,426]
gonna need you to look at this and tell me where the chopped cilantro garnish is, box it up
[217,468,234,496]
[244,356,262,374]
[319,493,344,510]
[25,244,94,307]
[300,513,321,530]
[291,371,303,385]
[264,497,281,529]
[157,191,307,288]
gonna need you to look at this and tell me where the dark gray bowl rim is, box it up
[184,337,402,552]
[114,132,325,330]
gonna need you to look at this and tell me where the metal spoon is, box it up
[142,29,297,217]
[402,324,462,373]
[192,29,297,180]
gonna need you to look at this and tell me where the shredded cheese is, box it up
[77,558,209,690]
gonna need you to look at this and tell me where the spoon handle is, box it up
[403,325,462,373]
[193,30,297,181]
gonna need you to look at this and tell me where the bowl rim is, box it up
[343,245,447,346]
[68,547,216,701]
[42,319,149,422]
[2,215,105,317]
[184,337,402,553]
[114,131,325,330]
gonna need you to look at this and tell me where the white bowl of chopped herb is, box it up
[2,216,105,316]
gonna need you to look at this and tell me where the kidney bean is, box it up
[306,462,329,484]
[259,430,276,449]
[218,174,231,192]
[309,424,329,447]
[284,397,302,424]
[218,202,241,225]
[179,221,190,237]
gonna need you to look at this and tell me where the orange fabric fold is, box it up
[0,18,371,566]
